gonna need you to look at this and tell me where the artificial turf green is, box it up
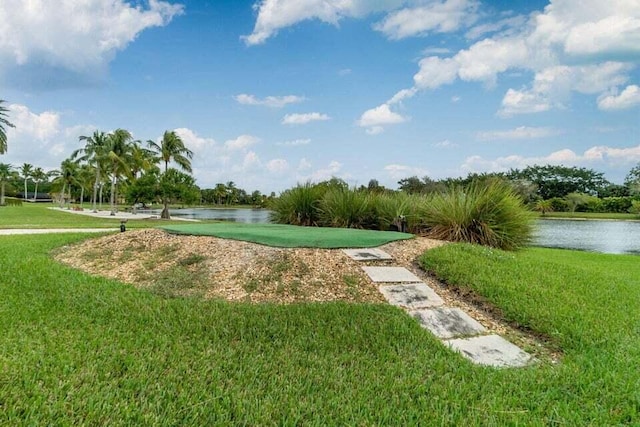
[160,222,414,248]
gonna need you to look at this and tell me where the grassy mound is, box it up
[160,222,413,248]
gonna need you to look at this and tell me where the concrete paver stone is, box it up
[445,334,533,368]
[410,307,486,339]
[342,248,393,261]
[362,266,422,283]
[379,283,444,309]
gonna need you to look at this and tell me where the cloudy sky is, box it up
[1,0,639,192]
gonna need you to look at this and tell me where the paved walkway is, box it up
[343,248,533,368]
[48,207,161,220]
[0,228,118,235]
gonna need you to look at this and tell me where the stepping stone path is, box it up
[343,248,533,368]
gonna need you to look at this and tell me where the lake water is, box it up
[534,219,640,255]
[161,207,272,223]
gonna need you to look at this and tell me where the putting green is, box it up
[160,222,413,248]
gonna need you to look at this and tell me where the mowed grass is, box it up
[1,233,640,424]
[421,243,640,423]
[543,211,639,221]
[0,203,191,229]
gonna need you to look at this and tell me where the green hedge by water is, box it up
[270,180,533,250]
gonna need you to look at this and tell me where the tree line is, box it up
[390,164,640,215]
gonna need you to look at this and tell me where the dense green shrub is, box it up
[319,187,375,229]
[372,192,422,232]
[419,180,534,250]
[269,183,324,226]
[601,197,633,213]
[549,197,569,212]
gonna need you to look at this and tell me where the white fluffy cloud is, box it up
[282,112,330,125]
[2,104,96,169]
[433,139,458,148]
[0,0,183,83]
[357,103,407,134]
[7,104,60,141]
[499,62,633,116]
[384,164,430,180]
[224,134,261,151]
[365,0,640,119]
[276,138,311,146]
[234,94,305,108]
[242,0,477,45]
[461,144,640,174]
[476,126,562,141]
[305,160,345,182]
[266,159,289,173]
[174,127,216,151]
[598,85,640,110]
[373,0,479,40]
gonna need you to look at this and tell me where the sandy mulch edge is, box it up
[54,228,559,362]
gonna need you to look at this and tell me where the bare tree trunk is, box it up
[0,182,5,205]
[92,169,100,212]
[33,182,38,202]
[59,184,66,208]
[110,174,116,215]
[161,198,170,219]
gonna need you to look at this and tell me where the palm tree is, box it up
[148,130,193,219]
[0,163,15,205]
[31,167,47,202]
[0,100,15,155]
[72,131,109,212]
[106,129,134,215]
[226,181,238,205]
[533,199,554,216]
[77,164,95,209]
[130,143,156,179]
[52,159,79,208]
[19,163,33,200]
[213,183,227,205]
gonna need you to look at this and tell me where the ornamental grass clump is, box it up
[269,182,324,226]
[372,192,422,232]
[319,187,375,228]
[419,180,534,250]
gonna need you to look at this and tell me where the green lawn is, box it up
[0,203,191,229]
[1,231,639,424]
[161,222,413,248]
[542,211,639,221]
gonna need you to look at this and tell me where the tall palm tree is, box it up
[0,163,15,205]
[52,159,79,208]
[0,100,15,155]
[106,129,134,215]
[214,183,227,205]
[77,164,95,209]
[31,167,47,202]
[130,143,156,179]
[19,163,33,200]
[148,130,193,219]
[72,130,109,212]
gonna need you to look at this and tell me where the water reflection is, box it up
[159,208,272,223]
[534,219,640,255]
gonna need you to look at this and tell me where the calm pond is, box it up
[534,218,640,255]
[162,208,639,255]
[162,207,272,223]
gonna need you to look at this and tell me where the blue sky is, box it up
[1,0,639,193]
